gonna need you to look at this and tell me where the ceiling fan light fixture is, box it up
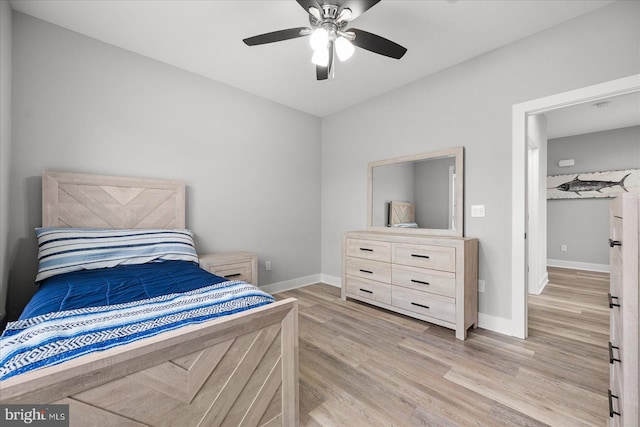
[311,47,330,67]
[308,6,321,21]
[337,8,352,22]
[335,36,354,61]
[310,28,329,51]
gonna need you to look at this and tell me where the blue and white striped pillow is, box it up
[35,228,199,282]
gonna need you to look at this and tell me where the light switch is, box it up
[471,205,485,217]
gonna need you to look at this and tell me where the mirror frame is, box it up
[367,146,464,237]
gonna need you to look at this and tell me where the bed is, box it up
[0,171,299,427]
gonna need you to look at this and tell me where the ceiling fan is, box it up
[242,0,407,80]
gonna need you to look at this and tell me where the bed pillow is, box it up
[35,228,199,282]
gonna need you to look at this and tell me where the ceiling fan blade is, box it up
[316,40,334,81]
[340,0,381,21]
[243,27,310,46]
[349,28,407,59]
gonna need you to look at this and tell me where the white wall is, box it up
[6,13,322,320]
[320,1,640,323]
[0,0,12,321]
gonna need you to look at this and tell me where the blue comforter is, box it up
[0,261,274,380]
[20,260,230,319]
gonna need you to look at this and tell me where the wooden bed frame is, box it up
[0,171,299,427]
[389,201,415,226]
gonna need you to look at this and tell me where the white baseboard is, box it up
[477,313,513,336]
[547,259,609,273]
[260,274,322,295]
[320,274,341,288]
[528,272,549,295]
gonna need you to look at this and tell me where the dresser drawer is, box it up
[208,262,253,284]
[346,257,391,283]
[346,238,392,262]
[611,215,622,240]
[610,299,622,346]
[199,252,257,285]
[345,276,392,305]
[392,286,455,323]
[610,357,623,426]
[392,264,455,298]
[393,243,456,272]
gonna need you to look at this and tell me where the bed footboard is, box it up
[0,298,299,427]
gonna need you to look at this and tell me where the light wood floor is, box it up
[275,266,610,426]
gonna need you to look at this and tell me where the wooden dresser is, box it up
[342,231,478,340]
[609,193,639,426]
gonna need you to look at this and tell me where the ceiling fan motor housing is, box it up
[309,4,349,34]
[320,4,340,19]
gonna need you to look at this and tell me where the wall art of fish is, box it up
[554,173,630,195]
[546,169,640,200]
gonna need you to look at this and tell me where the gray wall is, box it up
[371,162,414,226]
[320,1,640,321]
[547,125,640,267]
[414,157,455,230]
[0,0,12,321]
[5,12,322,320]
[3,2,640,329]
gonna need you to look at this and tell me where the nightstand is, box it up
[199,251,258,285]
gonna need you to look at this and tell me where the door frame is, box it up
[511,74,640,339]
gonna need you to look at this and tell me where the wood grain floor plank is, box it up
[276,266,609,426]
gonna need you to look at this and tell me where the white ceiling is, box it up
[10,0,615,117]
[546,91,640,139]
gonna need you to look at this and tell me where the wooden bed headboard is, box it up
[389,201,415,225]
[42,171,185,229]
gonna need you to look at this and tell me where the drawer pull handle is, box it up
[411,302,430,310]
[411,254,430,259]
[224,273,242,278]
[608,293,620,308]
[360,247,373,252]
[609,342,621,364]
[359,288,373,294]
[608,390,620,418]
[411,279,430,285]
[359,269,373,274]
[609,238,622,248]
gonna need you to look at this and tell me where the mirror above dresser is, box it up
[368,146,464,237]
[344,146,478,340]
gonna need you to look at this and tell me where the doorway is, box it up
[511,74,640,339]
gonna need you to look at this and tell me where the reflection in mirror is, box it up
[368,147,464,237]
[372,156,455,229]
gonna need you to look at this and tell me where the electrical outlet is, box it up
[560,245,567,252]
[478,279,485,293]
[471,205,485,218]
[265,260,272,271]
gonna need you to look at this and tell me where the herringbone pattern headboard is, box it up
[389,200,415,225]
[42,171,185,229]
